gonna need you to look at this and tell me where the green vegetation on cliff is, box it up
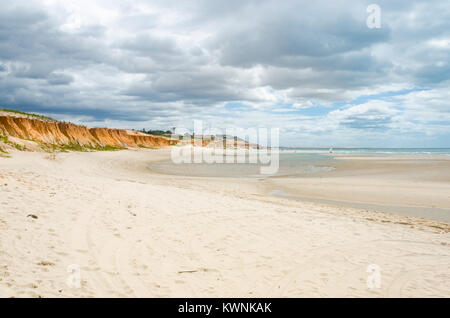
[0,108,56,122]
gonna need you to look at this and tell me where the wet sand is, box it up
[263,155,450,222]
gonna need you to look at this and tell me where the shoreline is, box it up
[148,151,450,223]
[263,154,450,221]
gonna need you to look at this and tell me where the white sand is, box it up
[0,149,449,297]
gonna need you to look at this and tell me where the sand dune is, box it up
[0,149,449,297]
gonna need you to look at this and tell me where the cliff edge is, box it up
[0,110,177,153]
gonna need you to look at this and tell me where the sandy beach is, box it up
[0,149,449,298]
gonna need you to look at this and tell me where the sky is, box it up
[0,0,449,147]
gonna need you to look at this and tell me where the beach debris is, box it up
[37,261,55,266]
[27,214,38,219]
[178,270,199,274]
[177,268,213,274]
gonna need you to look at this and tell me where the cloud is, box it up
[47,72,74,85]
[211,5,390,67]
[0,0,448,146]
[329,101,398,130]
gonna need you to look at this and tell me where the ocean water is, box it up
[149,148,450,178]
[149,152,335,178]
[283,147,450,156]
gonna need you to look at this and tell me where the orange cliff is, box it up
[0,115,178,149]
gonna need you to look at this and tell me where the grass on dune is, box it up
[0,135,10,154]
[0,135,8,155]
[1,135,122,153]
[58,143,123,152]
[0,108,56,122]
[13,143,26,151]
[138,144,159,149]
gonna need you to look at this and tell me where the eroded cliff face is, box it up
[0,116,177,149]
